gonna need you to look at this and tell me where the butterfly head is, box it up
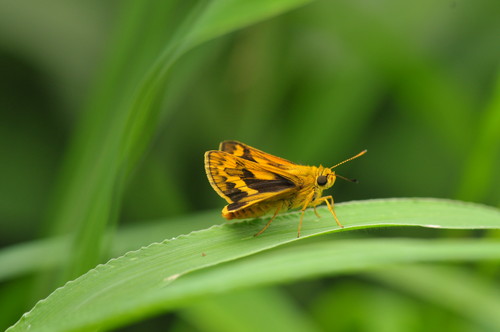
[317,149,367,189]
[316,168,337,189]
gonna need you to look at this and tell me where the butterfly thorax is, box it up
[285,165,336,210]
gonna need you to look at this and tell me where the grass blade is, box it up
[7,198,500,331]
[47,0,319,280]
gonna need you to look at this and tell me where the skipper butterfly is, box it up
[205,141,366,237]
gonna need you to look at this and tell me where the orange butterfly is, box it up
[205,141,366,237]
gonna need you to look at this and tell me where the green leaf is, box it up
[185,0,313,48]
[178,288,320,332]
[0,211,220,282]
[47,0,317,280]
[456,69,500,203]
[369,266,500,331]
[7,198,500,331]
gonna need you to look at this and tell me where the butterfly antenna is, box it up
[336,174,359,183]
[330,150,367,170]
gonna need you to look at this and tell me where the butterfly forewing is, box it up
[220,141,296,170]
[205,150,298,212]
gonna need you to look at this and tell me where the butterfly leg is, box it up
[317,195,344,228]
[297,191,316,238]
[313,206,321,218]
[254,201,283,237]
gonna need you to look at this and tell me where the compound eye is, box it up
[317,175,328,186]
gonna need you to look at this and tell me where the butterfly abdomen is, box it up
[222,202,277,220]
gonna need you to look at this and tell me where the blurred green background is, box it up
[1,0,499,331]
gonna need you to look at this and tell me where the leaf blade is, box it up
[7,198,500,331]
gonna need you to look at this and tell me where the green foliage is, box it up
[0,0,499,331]
[7,199,500,332]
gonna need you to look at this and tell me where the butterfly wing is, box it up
[205,150,300,213]
[219,140,297,170]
